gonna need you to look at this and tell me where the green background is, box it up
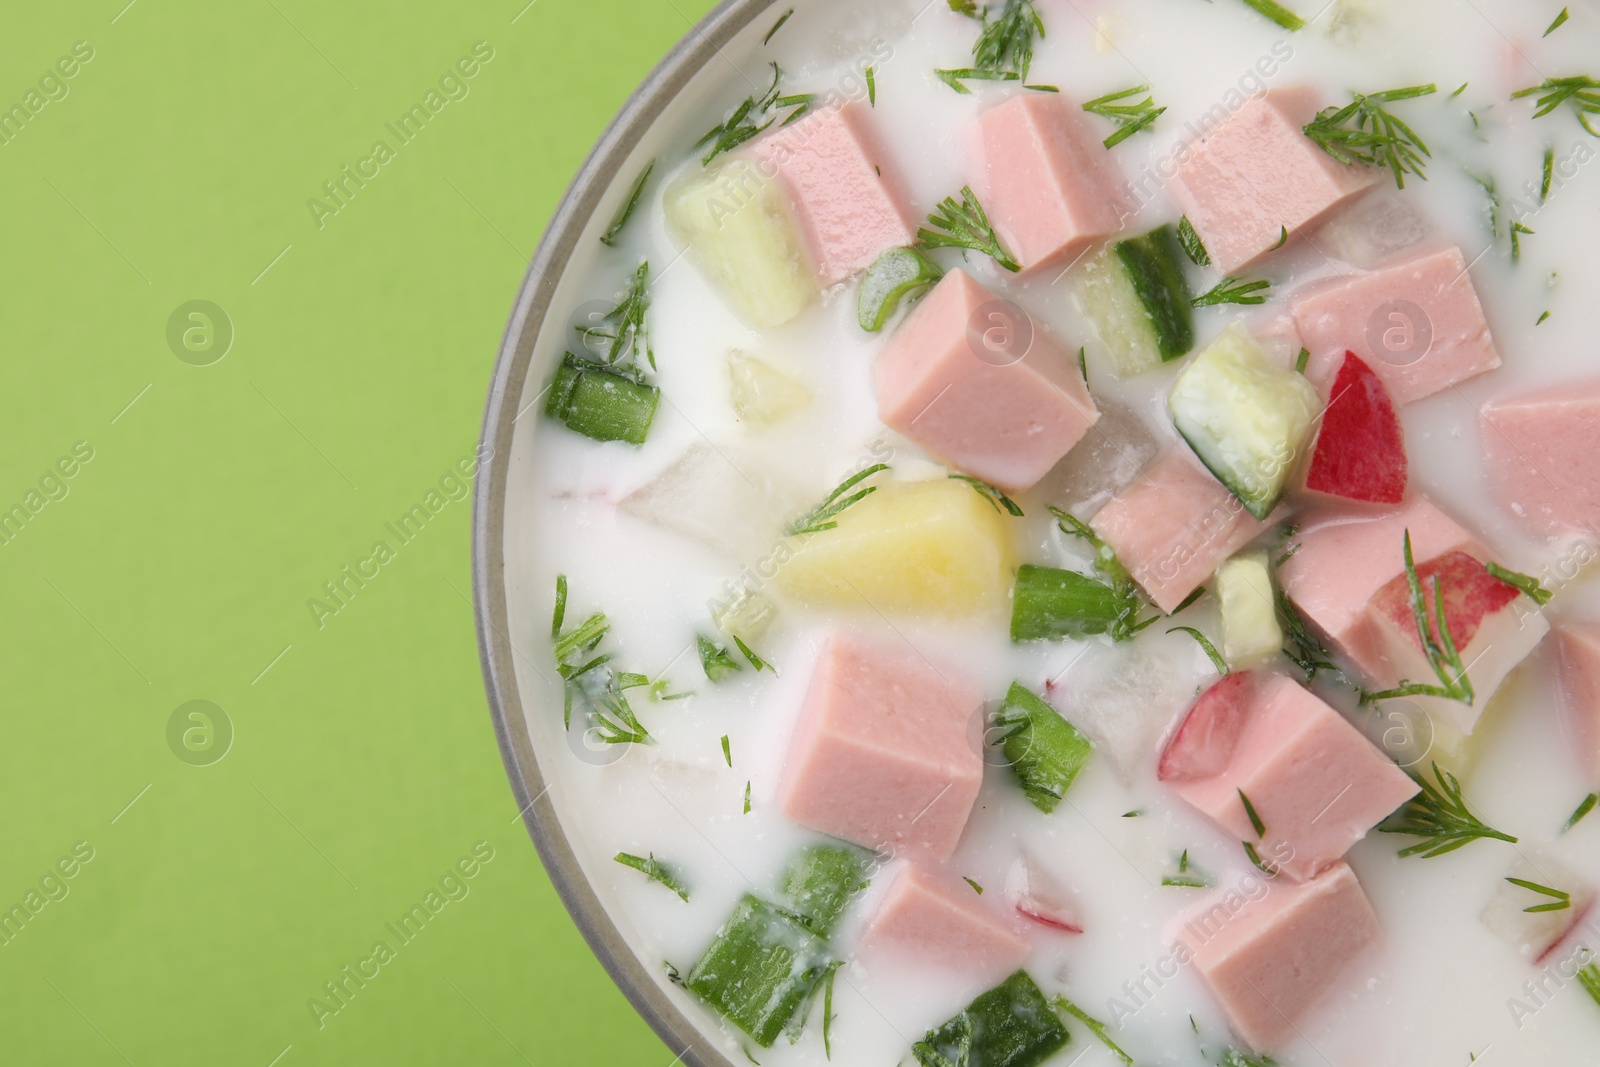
[0,0,714,1062]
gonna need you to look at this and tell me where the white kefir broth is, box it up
[501,0,1600,1063]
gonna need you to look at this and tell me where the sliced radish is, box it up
[1004,854,1082,934]
[1304,351,1408,504]
[1369,551,1522,652]
[1158,670,1258,783]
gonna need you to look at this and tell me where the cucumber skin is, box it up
[546,353,659,445]
[913,970,1070,1067]
[1112,224,1195,362]
[858,246,944,332]
[995,682,1092,814]
[1010,565,1127,642]
[1168,325,1320,521]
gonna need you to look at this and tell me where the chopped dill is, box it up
[1380,761,1518,858]
[787,464,890,535]
[1302,84,1438,188]
[614,852,690,901]
[918,186,1022,272]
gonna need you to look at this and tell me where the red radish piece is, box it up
[1369,551,1521,652]
[1304,351,1408,504]
[1158,671,1258,782]
[1004,855,1082,934]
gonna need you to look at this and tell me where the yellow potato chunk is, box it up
[663,158,815,328]
[775,478,1013,617]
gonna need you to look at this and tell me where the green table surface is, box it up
[0,0,716,1062]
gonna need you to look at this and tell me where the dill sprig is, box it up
[963,876,984,894]
[950,473,1024,516]
[1162,849,1215,889]
[1302,84,1439,188]
[1169,626,1230,674]
[1177,216,1211,266]
[1192,276,1272,307]
[1542,147,1555,202]
[1238,0,1305,31]
[1379,761,1518,858]
[600,161,654,247]
[695,63,812,165]
[1277,588,1337,681]
[917,186,1022,272]
[732,635,771,673]
[1580,964,1600,1010]
[579,260,654,370]
[1242,841,1279,876]
[1565,793,1598,833]
[1365,531,1475,705]
[1511,221,1535,264]
[762,6,793,44]
[1506,876,1572,913]
[1052,997,1134,1067]
[1083,84,1167,149]
[552,576,651,744]
[1513,76,1600,137]
[936,0,1052,94]
[721,735,732,767]
[1486,562,1554,605]
[614,852,690,901]
[786,464,890,535]
[1239,790,1266,838]
[974,0,1044,79]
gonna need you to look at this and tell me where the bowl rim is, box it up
[470,1,777,1064]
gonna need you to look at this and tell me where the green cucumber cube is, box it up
[545,353,659,445]
[1168,322,1320,520]
[993,682,1092,813]
[776,843,871,938]
[1072,224,1195,377]
[684,895,833,1048]
[913,970,1070,1067]
[1010,564,1128,642]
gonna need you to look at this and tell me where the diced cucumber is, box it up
[684,895,833,1048]
[1010,564,1129,642]
[912,970,1070,1067]
[993,682,1092,814]
[1168,322,1320,520]
[545,353,659,444]
[775,843,871,938]
[1071,224,1195,377]
[858,246,945,331]
[663,158,815,328]
[1216,552,1283,668]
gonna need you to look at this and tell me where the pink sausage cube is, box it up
[1280,498,1548,734]
[1170,87,1377,274]
[1175,861,1381,1053]
[864,864,1030,976]
[1291,245,1502,405]
[778,633,983,863]
[1554,623,1600,785]
[875,269,1099,493]
[1480,378,1600,535]
[750,102,915,285]
[1090,449,1281,614]
[1278,497,1483,675]
[1161,672,1419,882]
[975,94,1127,272]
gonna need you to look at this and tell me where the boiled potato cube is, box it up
[775,478,1013,616]
[664,159,815,328]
